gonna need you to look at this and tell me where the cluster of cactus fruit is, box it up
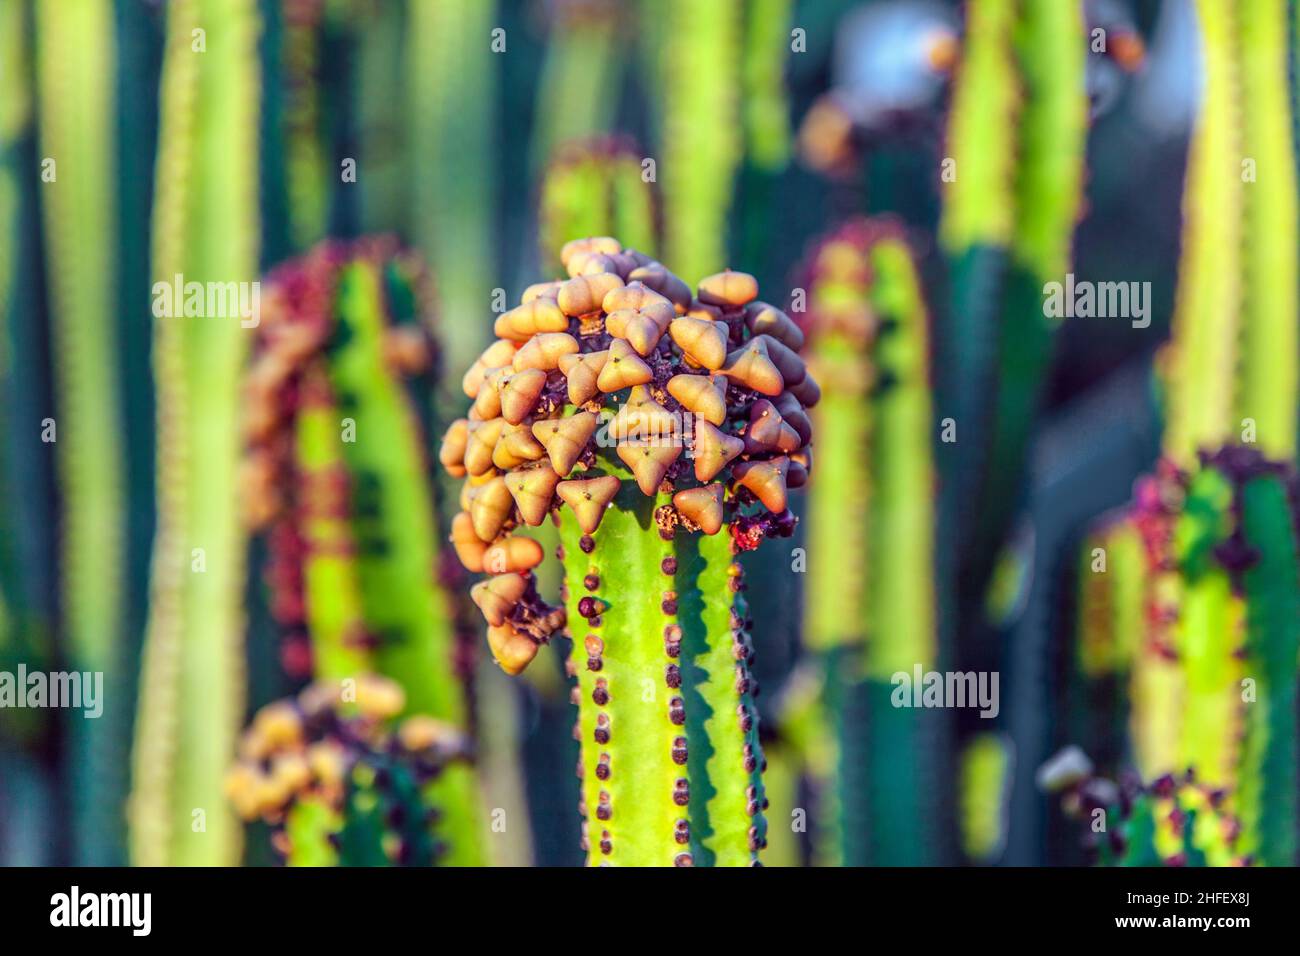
[225,676,467,866]
[439,236,818,865]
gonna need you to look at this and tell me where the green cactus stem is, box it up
[539,137,658,276]
[657,0,741,283]
[1073,449,1300,866]
[245,239,488,865]
[439,237,817,865]
[33,0,129,865]
[1163,0,1297,463]
[407,0,497,384]
[128,0,261,868]
[1072,517,1146,775]
[530,0,624,172]
[940,0,1087,612]
[227,675,468,866]
[791,219,938,866]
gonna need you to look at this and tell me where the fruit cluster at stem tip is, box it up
[439,236,819,676]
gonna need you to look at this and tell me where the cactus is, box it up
[1061,0,1300,868]
[787,218,939,865]
[407,0,497,384]
[655,0,742,283]
[438,236,817,865]
[226,675,469,865]
[1161,0,1297,462]
[1045,754,1247,867]
[539,137,658,276]
[1066,451,1300,867]
[128,0,260,868]
[242,238,488,865]
[940,0,1088,616]
[33,0,130,865]
[530,0,625,172]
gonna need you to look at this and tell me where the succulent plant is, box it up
[1080,450,1300,867]
[539,137,658,276]
[783,218,939,865]
[530,0,625,172]
[1042,750,1247,867]
[438,236,817,865]
[1161,0,1296,464]
[226,675,469,866]
[241,237,488,865]
[408,0,498,384]
[940,0,1088,617]
[129,0,261,867]
[1062,0,1299,869]
[32,0,129,866]
[654,0,742,283]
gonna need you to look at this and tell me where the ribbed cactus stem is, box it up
[795,221,937,865]
[1236,469,1300,865]
[408,0,497,381]
[1164,0,1243,462]
[34,0,128,864]
[661,0,741,283]
[559,464,764,866]
[293,369,372,681]
[540,139,658,276]
[1236,0,1298,459]
[129,0,259,867]
[248,242,488,865]
[531,1,622,171]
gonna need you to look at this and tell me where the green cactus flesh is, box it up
[540,139,658,277]
[247,241,487,865]
[794,220,938,865]
[129,0,260,868]
[33,0,129,864]
[558,465,765,866]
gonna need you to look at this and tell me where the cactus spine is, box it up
[129,0,260,867]
[793,219,938,865]
[440,237,817,865]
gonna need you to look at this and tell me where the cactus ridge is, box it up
[441,238,814,864]
[240,237,488,865]
[788,218,939,865]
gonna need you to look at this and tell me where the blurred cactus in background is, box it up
[129,0,261,867]
[439,237,817,864]
[33,0,129,866]
[240,238,488,865]
[540,138,658,275]
[1057,0,1300,868]
[782,218,940,865]
[227,675,469,865]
